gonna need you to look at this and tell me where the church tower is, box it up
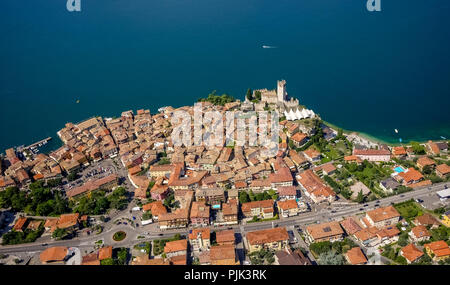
[277,80,287,102]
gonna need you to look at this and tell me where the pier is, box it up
[24,137,52,150]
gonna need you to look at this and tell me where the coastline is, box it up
[322,120,431,147]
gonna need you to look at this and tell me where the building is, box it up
[241,200,274,221]
[297,169,336,203]
[12,217,28,232]
[142,201,167,220]
[314,163,337,176]
[190,201,210,227]
[290,132,308,147]
[416,156,436,171]
[269,167,294,188]
[81,246,113,265]
[305,221,344,243]
[164,239,188,258]
[365,206,401,228]
[158,208,189,230]
[345,247,367,265]
[150,185,170,201]
[149,164,175,178]
[442,210,450,227]
[426,140,440,155]
[188,228,210,252]
[215,229,235,246]
[409,225,431,242]
[397,168,424,185]
[195,187,225,207]
[66,174,118,199]
[353,149,391,162]
[215,199,238,225]
[436,164,450,179]
[376,226,400,245]
[400,244,424,264]
[392,146,407,158]
[210,244,239,265]
[40,247,69,264]
[413,213,441,229]
[424,240,450,262]
[274,248,311,265]
[340,217,363,235]
[131,255,170,265]
[353,228,378,247]
[303,149,321,162]
[277,199,302,218]
[277,186,297,200]
[379,177,400,193]
[245,227,289,253]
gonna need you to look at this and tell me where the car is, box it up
[123,222,127,225]
[132,216,136,220]
[41,243,48,246]
[400,194,405,197]
[363,204,369,207]
[158,233,164,236]
[359,208,364,211]
[445,185,448,189]
[227,227,233,230]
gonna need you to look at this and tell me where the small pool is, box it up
[394,166,405,173]
[212,204,221,209]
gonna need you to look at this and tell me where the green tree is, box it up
[356,190,365,203]
[239,191,250,204]
[246,88,253,101]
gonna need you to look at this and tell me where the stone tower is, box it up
[277,80,287,102]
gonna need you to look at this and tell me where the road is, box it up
[1,181,448,255]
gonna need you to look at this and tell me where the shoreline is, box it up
[3,106,446,156]
[322,120,438,147]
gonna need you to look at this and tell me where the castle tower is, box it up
[277,80,287,102]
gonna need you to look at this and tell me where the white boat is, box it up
[262,45,277,49]
[394,129,398,133]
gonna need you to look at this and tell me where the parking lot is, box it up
[417,193,450,210]
[63,160,117,191]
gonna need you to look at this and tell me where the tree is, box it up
[67,171,79,182]
[411,142,426,155]
[255,91,261,101]
[52,228,69,240]
[246,88,253,101]
[422,165,433,175]
[239,191,250,204]
[116,248,129,265]
[318,251,346,265]
[356,190,365,203]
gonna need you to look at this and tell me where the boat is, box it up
[441,136,447,140]
[262,45,277,49]
[394,129,398,133]
[76,99,80,104]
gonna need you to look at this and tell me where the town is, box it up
[0,80,449,266]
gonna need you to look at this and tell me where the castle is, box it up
[251,80,300,112]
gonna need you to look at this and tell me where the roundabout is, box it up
[112,231,127,242]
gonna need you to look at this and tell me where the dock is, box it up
[24,137,52,150]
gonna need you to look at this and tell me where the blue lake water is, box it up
[1,0,450,153]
